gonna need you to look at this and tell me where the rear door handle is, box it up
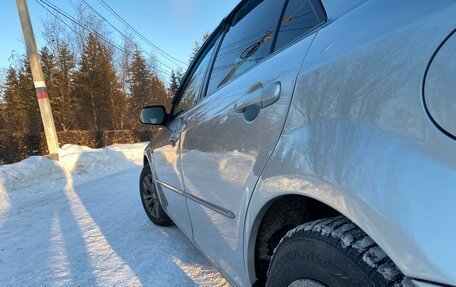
[233,81,281,113]
[262,81,281,108]
[169,120,186,146]
[234,83,263,113]
[169,130,180,145]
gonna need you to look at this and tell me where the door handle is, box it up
[169,130,180,145]
[262,81,281,108]
[233,81,281,113]
[169,120,186,146]
[234,83,263,113]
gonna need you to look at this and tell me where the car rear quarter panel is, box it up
[246,0,456,285]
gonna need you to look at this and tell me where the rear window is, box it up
[207,0,286,95]
[274,0,326,51]
[173,34,220,116]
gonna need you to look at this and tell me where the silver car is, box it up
[138,0,456,286]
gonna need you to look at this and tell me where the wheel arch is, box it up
[245,193,343,285]
[243,120,456,285]
[143,155,149,167]
[244,189,417,286]
[143,145,154,168]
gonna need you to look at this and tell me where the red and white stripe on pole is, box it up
[34,81,48,99]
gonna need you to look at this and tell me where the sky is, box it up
[0,0,239,79]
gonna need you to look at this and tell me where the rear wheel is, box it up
[139,165,172,226]
[266,216,405,287]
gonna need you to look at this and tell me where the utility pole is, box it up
[16,0,59,160]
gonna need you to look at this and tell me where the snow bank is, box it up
[58,143,146,174]
[0,143,229,286]
[0,143,147,205]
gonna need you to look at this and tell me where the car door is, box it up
[179,0,327,284]
[152,31,222,238]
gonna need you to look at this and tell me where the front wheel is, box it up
[266,216,405,287]
[139,165,173,226]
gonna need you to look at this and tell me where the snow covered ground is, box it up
[0,143,229,286]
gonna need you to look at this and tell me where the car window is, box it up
[172,35,219,117]
[206,0,286,95]
[274,0,326,51]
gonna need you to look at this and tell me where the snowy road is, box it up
[0,144,229,286]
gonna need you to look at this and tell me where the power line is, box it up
[51,0,175,75]
[39,0,130,54]
[35,0,172,77]
[78,0,176,72]
[37,0,172,76]
[96,0,187,67]
[80,0,133,42]
[96,0,188,67]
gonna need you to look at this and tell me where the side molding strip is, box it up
[156,179,183,195]
[155,179,235,219]
[185,193,236,219]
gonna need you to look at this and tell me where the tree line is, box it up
[0,2,209,134]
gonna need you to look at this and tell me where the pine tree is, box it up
[149,74,168,108]
[40,46,56,87]
[3,67,23,131]
[73,34,98,130]
[45,43,78,131]
[18,57,42,133]
[128,49,168,128]
[128,49,152,129]
[73,34,118,130]
[0,101,5,131]
[40,46,63,129]
[189,32,210,64]
[167,69,184,110]
[116,36,136,130]
[2,57,42,133]
[0,73,5,131]
[168,70,181,97]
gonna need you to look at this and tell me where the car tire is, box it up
[139,164,173,226]
[266,216,405,287]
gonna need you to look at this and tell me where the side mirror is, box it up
[140,106,167,125]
